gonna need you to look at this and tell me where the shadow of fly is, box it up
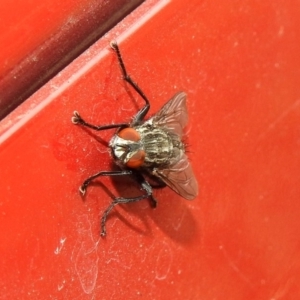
[72,41,198,236]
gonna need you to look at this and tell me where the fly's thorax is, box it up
[110,125,185,169]
[135,124,185,167]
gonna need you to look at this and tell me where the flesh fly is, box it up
[72,41,198,236]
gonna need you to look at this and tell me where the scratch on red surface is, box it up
[257,99,300,142]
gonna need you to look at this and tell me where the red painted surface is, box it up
[1,0,300,298]
[0,0,144,119]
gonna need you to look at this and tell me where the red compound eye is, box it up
[126,150,145,168]
[118,128,140,141]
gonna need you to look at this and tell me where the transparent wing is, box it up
[153,154,198,200]
[151,92,188,137]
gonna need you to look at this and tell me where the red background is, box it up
[1,0,300,298]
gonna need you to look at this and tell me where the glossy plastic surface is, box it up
[1,0,300,298]
[0,0,144,119]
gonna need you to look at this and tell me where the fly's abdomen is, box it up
[136,125,184,167]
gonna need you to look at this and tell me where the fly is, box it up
[72,41,198,236]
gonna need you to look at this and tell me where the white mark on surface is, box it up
[220,245,255,288]
[269,278,293,300]
[54,237,67,255]
[171,203,187,231]
[255,81,261,89]
[257,99,300,142]
[274,62,280,69]
[155,240,173,281]
[278,26,284,37]
[58,279,66,291]
[72,215,100,294]
[115,0,171,44]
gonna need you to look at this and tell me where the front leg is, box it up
[110,41,150,125]
[71,111,129,131]
[79,170,133,195]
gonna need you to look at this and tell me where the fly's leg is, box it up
[79,170,133,195]
[110,41,150,125]
[101,194,154,237]
[79,169,157,236]
[72,111,128,131]
[72,42,150,128]
[100,172,157,236]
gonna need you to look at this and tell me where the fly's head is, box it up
[110,127,145,169]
